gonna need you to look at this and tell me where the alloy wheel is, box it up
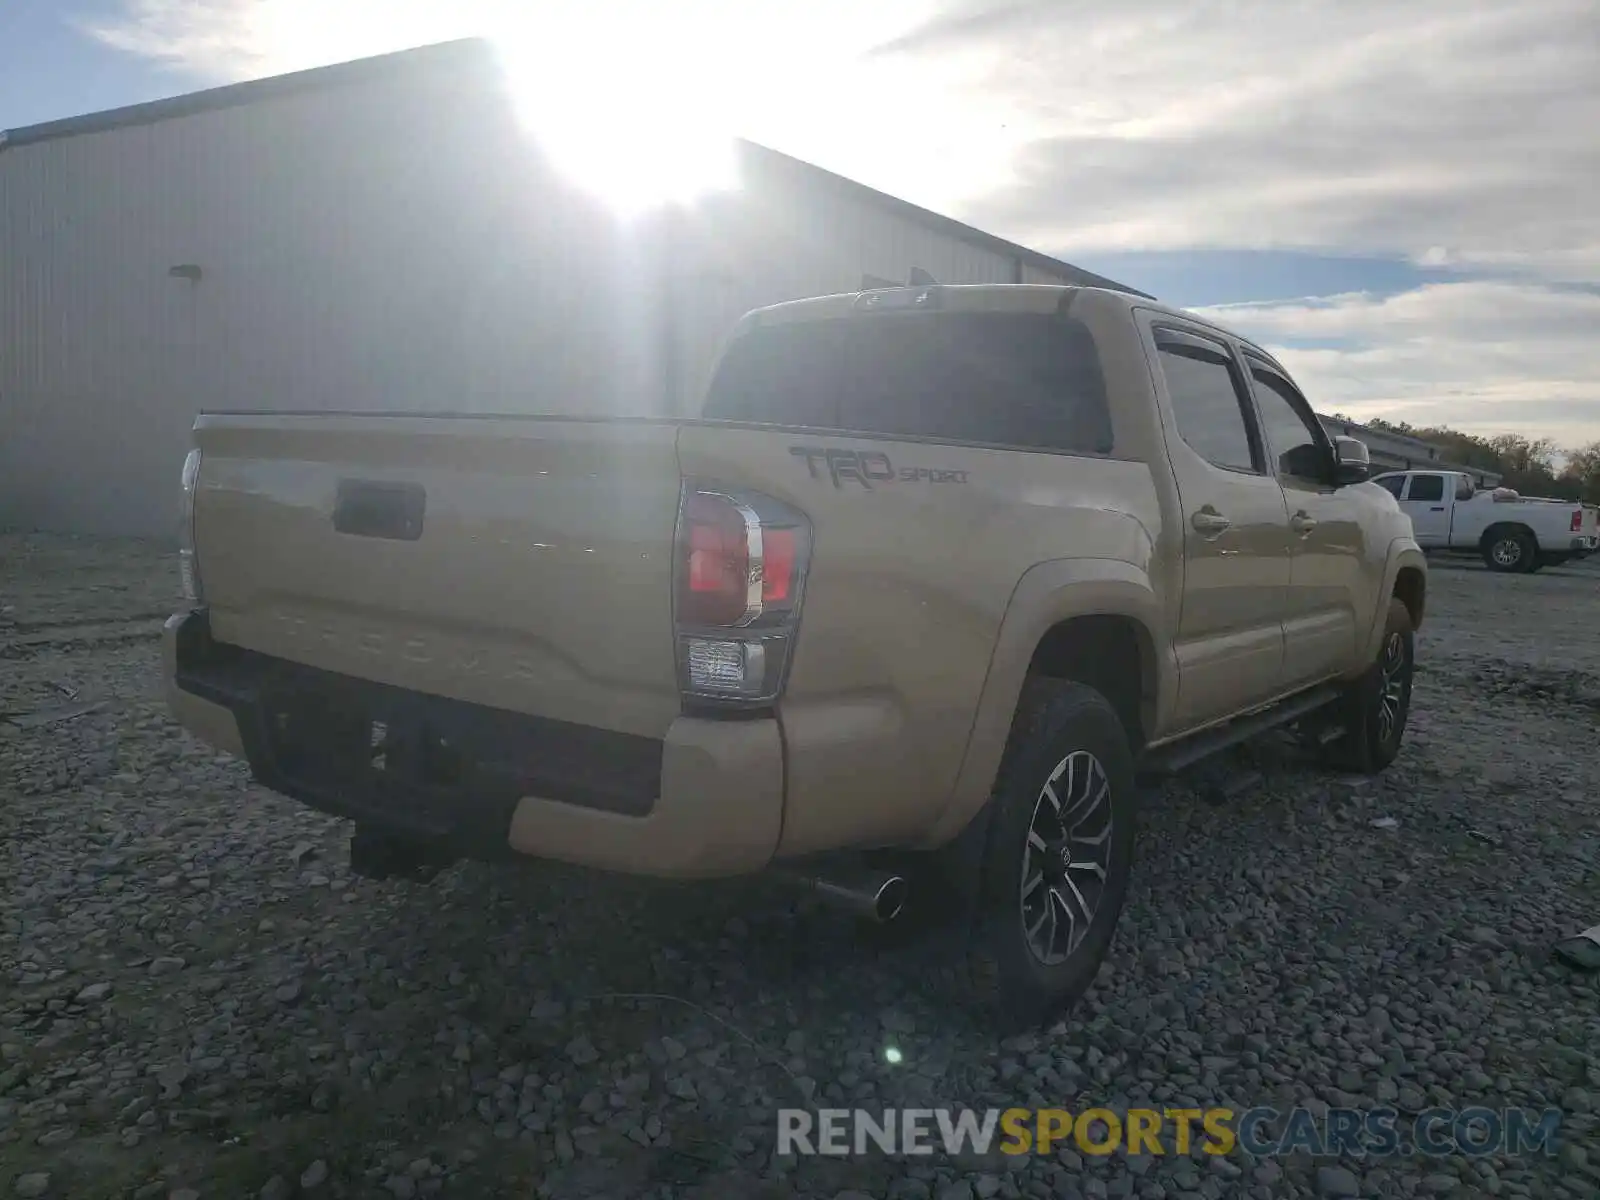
[1492,538,1522,567]
[1377,631,1410,746]
[1019,750,1114,966]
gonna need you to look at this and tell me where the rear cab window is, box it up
[703,309,1114,455]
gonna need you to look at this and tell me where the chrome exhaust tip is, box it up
[775,868,909,923]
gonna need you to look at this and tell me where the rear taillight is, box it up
[179,448,203,604]
[674,485,811,707]
[1572,509,1584,532]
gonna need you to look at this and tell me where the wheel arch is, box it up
[921,558,1169,849]
[1361,540,1428,663]
[1479,521,1539,553]
[1392,563,1426,630]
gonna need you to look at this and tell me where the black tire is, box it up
[1325,597,1415,774]
[968,680,1137,1028]
[1482,528,1536,573]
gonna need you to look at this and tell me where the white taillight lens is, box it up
[685,638,766,695]
[675,485,810,708]
[179,448,203,604]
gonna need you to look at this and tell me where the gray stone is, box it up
[300,1160,330,1190]
[13,1176,50,1199]
[882,1009,917,1034]
[259,1177,293,1200]
[566,1036,600,1066]
[1316,1166,1360,1197]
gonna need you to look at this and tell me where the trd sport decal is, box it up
[789,446,970,489]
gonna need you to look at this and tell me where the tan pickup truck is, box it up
[165,283,1426,1024]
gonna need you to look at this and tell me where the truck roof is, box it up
[737,284,1291,376]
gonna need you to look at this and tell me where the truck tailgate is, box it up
[190,413,684,739]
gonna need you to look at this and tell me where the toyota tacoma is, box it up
[165,283,1427,1024]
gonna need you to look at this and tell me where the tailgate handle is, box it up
[333,480,426,542]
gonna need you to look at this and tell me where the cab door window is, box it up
[1406,475,1446,503]
[1246,359,1332,484]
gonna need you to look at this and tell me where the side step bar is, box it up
[1138,684,1344,776]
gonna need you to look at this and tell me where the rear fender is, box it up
[920,557,1168,848]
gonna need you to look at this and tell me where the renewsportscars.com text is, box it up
[777,1106,1564,1159]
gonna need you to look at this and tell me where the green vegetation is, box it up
[1336,417,1600,504]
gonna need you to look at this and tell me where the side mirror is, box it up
[1332,436,1370,485]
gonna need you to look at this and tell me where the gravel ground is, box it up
[2,534,1597,1200]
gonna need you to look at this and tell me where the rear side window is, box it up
[703,311,1113,454]
[1408,475,1445,502]
[1155,338,1258,473]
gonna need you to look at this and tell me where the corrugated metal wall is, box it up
[0,60,674,536]
[1,54,1091,538]
[1021,260,1076,286]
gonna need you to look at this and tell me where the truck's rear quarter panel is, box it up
[677,424,1161,855]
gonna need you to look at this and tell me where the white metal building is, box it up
[0,37,1143,538]
[1318,415,1502,488]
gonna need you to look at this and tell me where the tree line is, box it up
[1334,417,1600,504]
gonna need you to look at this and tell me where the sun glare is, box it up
[492,26,741,216]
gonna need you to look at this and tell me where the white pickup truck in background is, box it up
[1371,469,1600,573]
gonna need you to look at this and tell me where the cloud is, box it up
[76,0,1600,443]
[1196,281,1600,445]
[77,0,1600,279]
[932,0,1600,282]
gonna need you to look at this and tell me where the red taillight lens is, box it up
[762,529,796,604]
[675,484,811,706]
[680,492,752,627]
[1572,509,1584,532]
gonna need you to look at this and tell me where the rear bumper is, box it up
[163,611,783,878]
[1570,535,1598,553]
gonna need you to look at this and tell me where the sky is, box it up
[3,0,1598,448]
